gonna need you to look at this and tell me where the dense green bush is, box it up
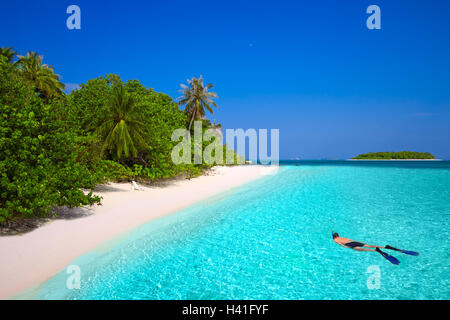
[67,75,234,183]
[96,160,136,182]
[0,57,100,222]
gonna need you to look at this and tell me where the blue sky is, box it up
[1,0,449,159]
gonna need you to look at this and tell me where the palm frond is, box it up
[98,85,147,160]
[177,76,219,130]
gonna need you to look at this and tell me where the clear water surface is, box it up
[25,161,450,299]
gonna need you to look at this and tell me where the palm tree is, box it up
[211,119,222,131]
[14,51,65,99]
[0,47,16,63]
[177,76,218,131]
[97,85,146,160]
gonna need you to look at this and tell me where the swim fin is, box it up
[385,245,419,256]
[376,248,400,265]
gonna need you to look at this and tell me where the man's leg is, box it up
[353,247,376,252]
[363,244,385,249]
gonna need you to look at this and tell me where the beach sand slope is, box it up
[0,165,276,299]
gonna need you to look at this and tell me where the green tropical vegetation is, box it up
[0,47,239,225]
[352,151,435,160]
[177,76,218,131]
[97,85,146,160]
[15,52,65,101]
[0,47,16,64]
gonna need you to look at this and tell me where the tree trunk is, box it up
[188,110,196,132]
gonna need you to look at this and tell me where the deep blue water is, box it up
[25,161,450,299]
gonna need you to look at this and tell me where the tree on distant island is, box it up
[352,151,435,160]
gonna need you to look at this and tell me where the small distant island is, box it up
[351,151,436,160]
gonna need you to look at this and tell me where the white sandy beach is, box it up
[0,165,277,299]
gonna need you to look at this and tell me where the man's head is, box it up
[332,232,339,239]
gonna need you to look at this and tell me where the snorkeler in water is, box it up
[332,229,419,265]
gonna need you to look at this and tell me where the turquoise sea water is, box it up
[26,161,450,299]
